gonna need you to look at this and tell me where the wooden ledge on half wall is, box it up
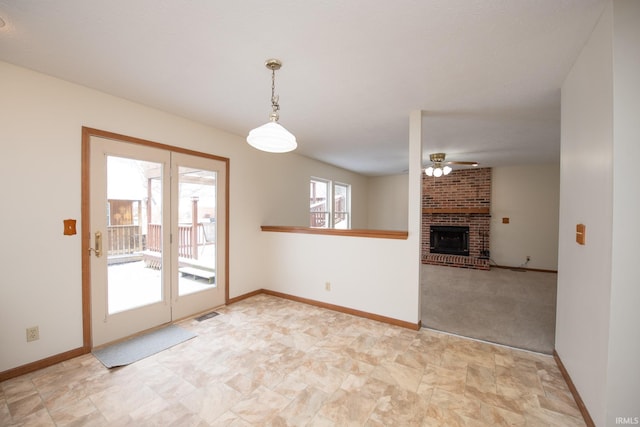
[260,226,408,240]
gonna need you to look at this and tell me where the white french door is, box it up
[171,152,227,320]
[88,135,226,347]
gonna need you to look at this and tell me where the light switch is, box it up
[64,219,77,236]
[502,217,510,224]
[576,223,585,245]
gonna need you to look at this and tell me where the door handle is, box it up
[89,231,102,257]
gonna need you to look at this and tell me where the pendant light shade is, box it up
[247,121,297,153]
[247,59,297,153]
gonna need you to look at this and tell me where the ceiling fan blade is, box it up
[446,161,479,166]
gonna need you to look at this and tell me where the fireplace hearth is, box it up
[430,226,470,256]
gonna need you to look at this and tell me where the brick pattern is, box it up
[423,253,490,269]
[422,168,491,210]
[422,168,491,270]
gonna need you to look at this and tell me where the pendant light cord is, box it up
[270,68,280,121]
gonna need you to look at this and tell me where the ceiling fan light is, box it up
[247,121,297,153]
[426,153,477,177]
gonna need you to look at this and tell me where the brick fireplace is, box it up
[422,168,491,270]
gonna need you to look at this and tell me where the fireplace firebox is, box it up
[430,226,470,256]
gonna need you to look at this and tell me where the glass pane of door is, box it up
[90,136,172,347]
[171,152,226,319]
[106,156,164,314]
[177,166,217,296]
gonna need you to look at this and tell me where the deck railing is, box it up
[309,195,347,228]
[310,202,328,228]
[107,222,213,262]
[146,223,212,260]
[107,225,143,256]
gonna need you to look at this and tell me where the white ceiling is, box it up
[0,0,606,175]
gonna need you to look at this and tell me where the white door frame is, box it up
[81,127,229,349]
[170,151,227,320]
[89,136,172,346]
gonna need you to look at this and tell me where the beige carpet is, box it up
[421,264,557,354]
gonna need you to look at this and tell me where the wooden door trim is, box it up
[81,126,230,351]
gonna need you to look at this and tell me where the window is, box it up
[333,182,350,229]
[310,178,351,229]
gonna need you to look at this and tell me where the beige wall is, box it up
[558,7,613,424]
[0,61,421,373]
[491,164,560,270]
[366,173,409,230]
[251,153,369,228]
[605,0,640,421]
[0,60,265,370]
[262,111,423,326]
[558,0,640,423]
[370,166,562,271]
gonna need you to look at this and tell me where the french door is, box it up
[86,132,227,347]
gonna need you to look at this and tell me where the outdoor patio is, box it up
[108,257,216,314]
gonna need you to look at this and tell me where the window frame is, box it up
[332,180,351,229]
[309,177,351,229]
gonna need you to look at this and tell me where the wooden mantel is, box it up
[260,226,408,240]
[422,208,490,215]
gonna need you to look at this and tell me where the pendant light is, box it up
[246,59,297,153]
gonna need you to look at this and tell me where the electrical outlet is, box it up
[26,326,39,342]
[325,282,331,291]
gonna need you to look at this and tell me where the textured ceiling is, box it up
[0,0,606,175]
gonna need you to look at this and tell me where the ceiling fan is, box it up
[424,152,478,177]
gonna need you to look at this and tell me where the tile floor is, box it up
[1,294,585,426]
